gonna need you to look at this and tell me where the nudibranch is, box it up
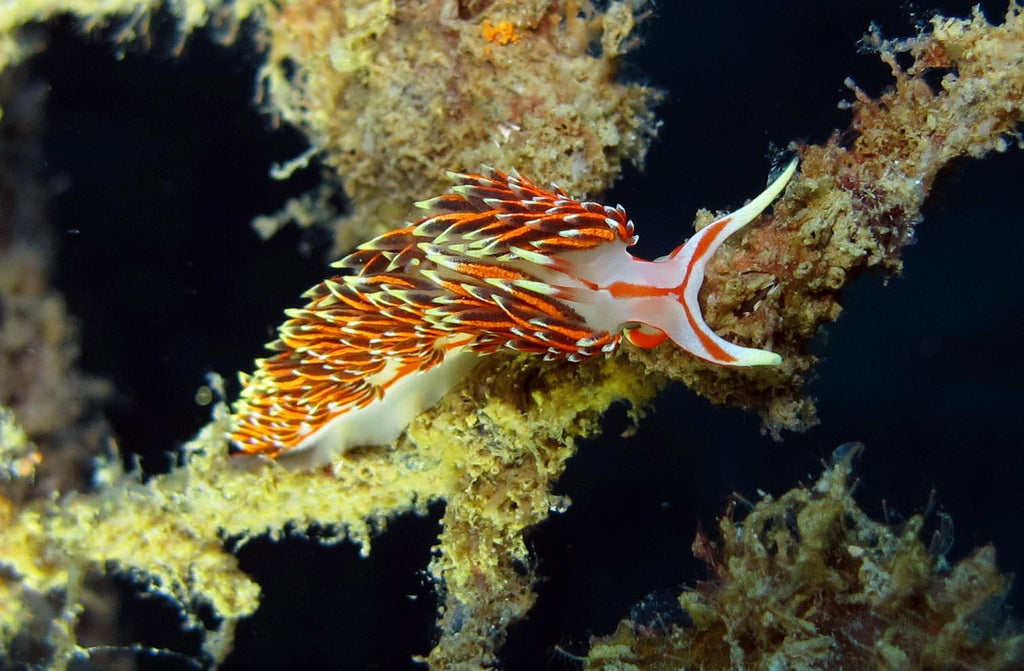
[229,160,797,461]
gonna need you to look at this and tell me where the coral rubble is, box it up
[586,444,1024,670]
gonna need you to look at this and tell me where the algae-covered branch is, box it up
[0,2,1022,670]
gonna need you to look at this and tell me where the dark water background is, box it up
[29,1,1024,669]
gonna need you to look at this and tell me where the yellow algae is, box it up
[0,353,660,668]
[0,406,41,485]
[0,0,262,78]
[0,2,1021,669]
[410,354,662,667]
[258,0,661,252]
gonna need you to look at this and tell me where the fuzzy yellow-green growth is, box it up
[0,354,661,669]
[411,354,663,668]
[0,0,660,249]
[586,444,1024,670]
[0,3,1023,670]
[0,420,263,668]
[0,0,262,92]
[258,0,661,252]
[0,406,40,485]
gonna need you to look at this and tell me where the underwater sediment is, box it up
[0,1,1022,669]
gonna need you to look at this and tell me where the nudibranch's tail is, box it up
[664,159,797,366]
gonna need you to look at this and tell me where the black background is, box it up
[25,1,1024,669]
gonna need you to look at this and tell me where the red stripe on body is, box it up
[679,218,735,364]
[606,282,670,299]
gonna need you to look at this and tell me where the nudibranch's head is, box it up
[547,159,797,367]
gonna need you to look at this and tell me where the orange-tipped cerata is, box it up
[229,162,795,460]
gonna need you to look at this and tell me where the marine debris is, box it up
[0,2,1021,670]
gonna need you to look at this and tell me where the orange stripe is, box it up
[606,282,670,299]
[508,288,569,319]
[681,298,733,363]
[454,262,527,281]
[681,218,730,289]
[678,217,735,362]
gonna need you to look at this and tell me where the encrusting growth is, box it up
[230,161,796,460]
[587,444,1024,670]
[2,3,1022,669]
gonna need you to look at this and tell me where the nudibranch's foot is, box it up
[230,349,481,467]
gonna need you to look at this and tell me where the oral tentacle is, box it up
[665,160,796,365]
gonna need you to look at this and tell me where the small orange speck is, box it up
[481,21,520,45]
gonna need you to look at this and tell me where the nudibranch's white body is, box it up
[230,160,797,462]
